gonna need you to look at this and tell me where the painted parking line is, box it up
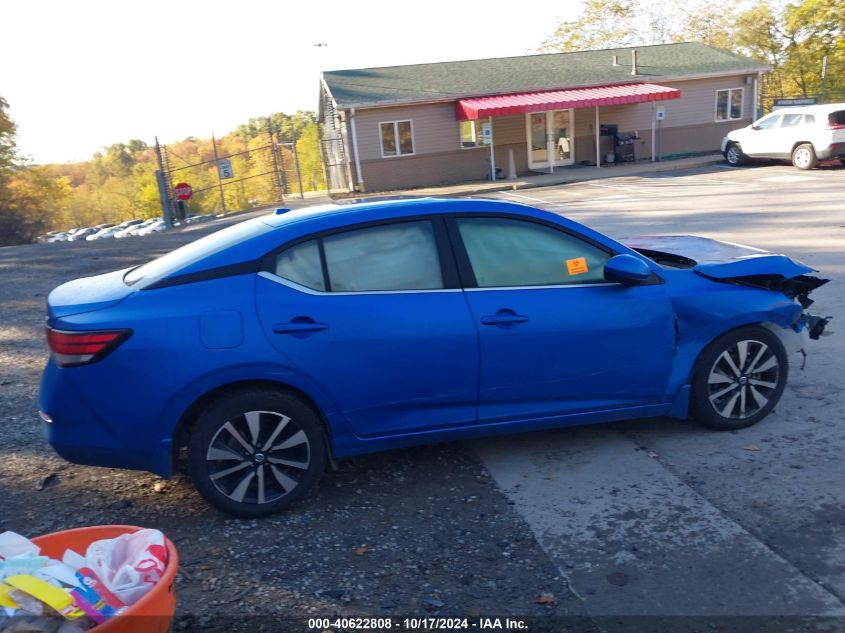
[500,191,571,206]
[585,181,676,197]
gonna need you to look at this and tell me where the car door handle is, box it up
[481,311,529,326]
[273,319,328,334]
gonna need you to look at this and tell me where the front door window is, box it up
[526,110,573,171]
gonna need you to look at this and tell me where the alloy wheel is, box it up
[726,145,742,165]
[707,339,781,420]
[793,147,811,169]
[205,410,311,505]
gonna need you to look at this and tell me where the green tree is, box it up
[539,0,639,52]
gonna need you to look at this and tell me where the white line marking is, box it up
[585,181,674,196]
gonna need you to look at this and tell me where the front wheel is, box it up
[690,326,787,431]
[792,143,817,170]
[188,388,328,517]
[725,143,746,166]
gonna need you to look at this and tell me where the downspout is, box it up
[349,107,365,192]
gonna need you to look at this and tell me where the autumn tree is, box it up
[539,0,639,52]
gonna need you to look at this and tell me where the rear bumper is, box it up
[817,143,845,160]
[39,360,172,477]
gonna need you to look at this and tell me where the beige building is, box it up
[319,43,769,193]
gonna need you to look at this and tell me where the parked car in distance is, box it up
[67,228,98,242]
[40,198,830,517]
[136,220,166,236]
[86,227,121,241]
[127,220,159,236]
[46,232,69,243]
[722,103,845,169]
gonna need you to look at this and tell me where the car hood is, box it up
[47,268,134,320]
[624,235,828,306]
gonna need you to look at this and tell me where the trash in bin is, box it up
[0,526,176,633]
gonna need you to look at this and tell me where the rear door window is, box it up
[781,113,803,127]
[323,221,443,292]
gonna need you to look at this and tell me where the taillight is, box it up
[827,123,845,130]
[46,328,131,367]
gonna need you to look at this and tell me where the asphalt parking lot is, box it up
[1,162,843,631]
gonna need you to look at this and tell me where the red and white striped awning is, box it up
[456,83,681,120]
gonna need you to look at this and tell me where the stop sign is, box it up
[174,182,193,201]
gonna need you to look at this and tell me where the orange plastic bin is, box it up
[32,525,179,633]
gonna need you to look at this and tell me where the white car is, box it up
[721,103,845,170]
[136,220,166,236]
[86,227,121,241]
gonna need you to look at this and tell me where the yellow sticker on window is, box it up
[566,257,588,276]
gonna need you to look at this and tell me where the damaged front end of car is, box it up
[625,235,832,340]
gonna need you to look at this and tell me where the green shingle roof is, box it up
[323,42,768,109]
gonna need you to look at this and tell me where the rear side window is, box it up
[323,221,443,291]
[275,240,325,290]
[456,217,610,287]
[829,111,845,126]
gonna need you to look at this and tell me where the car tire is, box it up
[188,388,328,517]
[791,144,817,170]
[725,143,746,166]
[690,326,787,431]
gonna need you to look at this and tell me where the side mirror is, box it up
[604,254,652,285]
[750,124,760,130]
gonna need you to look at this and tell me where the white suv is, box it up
[721,103,845,170]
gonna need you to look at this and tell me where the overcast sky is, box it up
[2,0,581,164]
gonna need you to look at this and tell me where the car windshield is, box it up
[124,218,270,288]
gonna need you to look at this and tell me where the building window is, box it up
[460,120,483,148]
[715,88,743,121]
[380,120,414,157]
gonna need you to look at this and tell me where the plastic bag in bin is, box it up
[85,529,167,606]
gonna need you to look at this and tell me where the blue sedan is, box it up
[39,198,829,516]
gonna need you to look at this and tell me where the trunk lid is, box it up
[47,268,134,320]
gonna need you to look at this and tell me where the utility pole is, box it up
[154,136,173,227]
[267,120,285,203]
[291,133,305,199]
[211,133,227,213]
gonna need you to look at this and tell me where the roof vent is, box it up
[631,49,638,76]
[612,54,619,67]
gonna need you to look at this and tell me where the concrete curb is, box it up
[336,154,725,200]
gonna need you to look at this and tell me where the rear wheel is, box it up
[690,326,787,431]
[188,388,327,517]
[792,143,817,170]
[725,143,746,166]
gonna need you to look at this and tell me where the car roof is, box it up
[772,102,845,115]
[258,196,543,229]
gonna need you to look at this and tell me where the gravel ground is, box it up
[0,217,592,631]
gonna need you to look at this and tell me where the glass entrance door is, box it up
[526,109,573,172]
